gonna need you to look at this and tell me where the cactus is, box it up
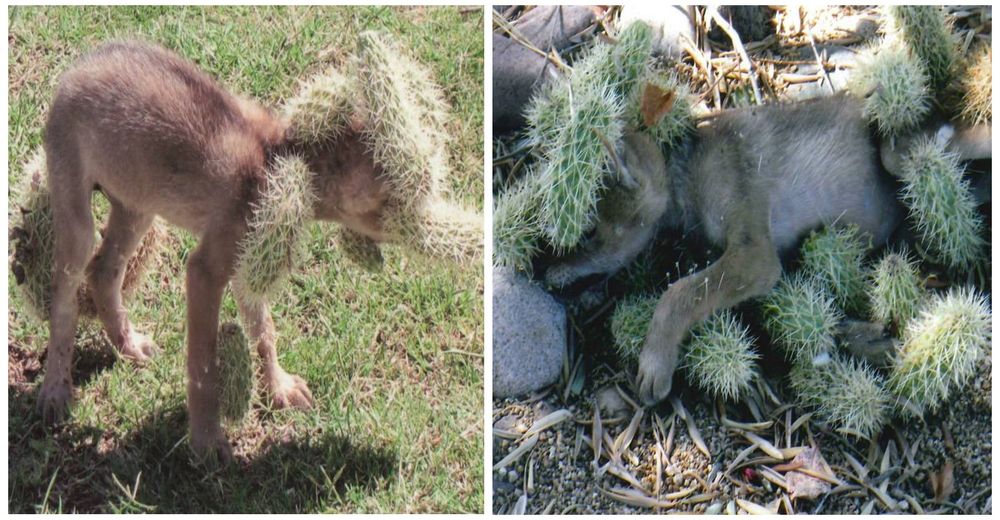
[868,248,923,330]
[610,293,659,364]
[898,137,985,273]
[523,74,570,153]
[800,225,870,316]
[959,44,991,125]
[355,31,446,207]
[233,155,316,306]
[761,274,843,363]
[848,40,930,137]
[630,67,693,147]
[10,148,165,322]
[790,353,890,438]
[888,287,991,417]
[493,173,544,273]
[682,310,759,402]
[885,6,956,93]
[283,66,355,144]
[383,199,482,265]
[217,322,255,424]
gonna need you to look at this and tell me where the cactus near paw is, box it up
[761,274,843,363]
[898,137,985,273]
[682,310,759,402]
[848,40,930,137]
[233,155,315,306]
[888,287,991,417]
[218,322,255,424]
[885,6,957,93]
[610,293,660,364]
[868,249,923,330]
[790,353,890,438]
[800,225,870,316]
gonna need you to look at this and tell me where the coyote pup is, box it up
[547,93,990,404]
[37,41,393,461]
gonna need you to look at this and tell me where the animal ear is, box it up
[283,66,356,144]
[640,82,677,128]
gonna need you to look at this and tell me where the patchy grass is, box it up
[8,5,483,513]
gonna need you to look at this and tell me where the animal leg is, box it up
[636,199,780,405]
[86,198,157,363]
[234,292,315,410]
[37,165,95,423]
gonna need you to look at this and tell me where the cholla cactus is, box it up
[898,137,985,273]
[10,148,165,322]
[383,199,482,265]
[800,225,870,316]
[493,174,543,273]
[284,66,355,143]
[848,40,930,137]
[335,228,383,271]
[885,6,956,93]
[524,74,570,153]
[868,248,923,330]
[631,68,693,147]
[959,44,991,125]
[888,287,991,417]
[790,353,890,438]
[233,155,316,306]
[217,322,255,424]
[355,31,446,207]
[761,274,843,363]
[610,293,659,364]
[682,310,759,402]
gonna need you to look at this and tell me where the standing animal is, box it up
[546,93,990,404]
[36,40,398,462]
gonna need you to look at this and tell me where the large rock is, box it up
[493,267,566,398]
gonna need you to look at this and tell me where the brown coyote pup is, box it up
[36,40,398,462]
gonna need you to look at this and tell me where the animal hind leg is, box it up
[37,162,96,423]
[86,197,158,363]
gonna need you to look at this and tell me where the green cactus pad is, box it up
[848,40,930,137]
[493,173,544,273]
[888,287,991,417]
[283,66,355,144]
[959,44,991,125]
[886,6,956,93]
[800,225,870,316]
[790,353,890,438]
[898,137,985,273]
[610,293,660,365]
[761,274,843,363]
[630,68,693,147]
[868,248,923,330]
[682,310,759,402]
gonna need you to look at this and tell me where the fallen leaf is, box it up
[783,446,834,500]
[640,83,676,128]
[929,460,954,503]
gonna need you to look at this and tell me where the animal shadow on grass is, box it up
[9,348,398,513]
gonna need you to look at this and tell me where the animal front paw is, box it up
[268,369,315,410]
[119,330,159,364]
[190,425,234,466]
[636,341,680,406]
[37,377,74,425]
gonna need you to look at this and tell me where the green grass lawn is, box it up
[7,5,484,513]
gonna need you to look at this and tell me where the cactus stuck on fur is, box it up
[868,248,923,330]
[217,322,256,424]
[885,6,957,94]
[493,174,544,273]
[848,40,930,137]
[631,68,693,147]
[959,44,992,125]
[610,293,659,365]
[761,274,843,363]
[888,287,991,417]
[284,66,355,144]
[682,310,759,402]
[233,155,316,306]
[800,225,870,316]
[383,199,482,265]
[898,137,985,273]
[790,353,890,438]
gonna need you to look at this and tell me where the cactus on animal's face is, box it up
[790,353,890,438]
[800,225,870,316]
[234,155,316,306]
[682,310,759,402]
[631,68,693,147]
[217,322,255,424]
[898,137,985,273]
[959,44,992,125]
[610,293,659,365]
[848,41,930,137]
[885,6,956,93]
[524,74,570,154]
[888,287,991,417]
[283,66,355,144]
[383,198,482,265]
[575,20,653,102]
[868,248,923,330]
[493,173,544,273]
[761,274,843,363]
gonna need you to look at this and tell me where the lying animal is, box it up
[34,39,438,462]
[546,93,990,404]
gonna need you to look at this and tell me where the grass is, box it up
[8,5,484,513]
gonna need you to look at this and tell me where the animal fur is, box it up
[546,93,990,404]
